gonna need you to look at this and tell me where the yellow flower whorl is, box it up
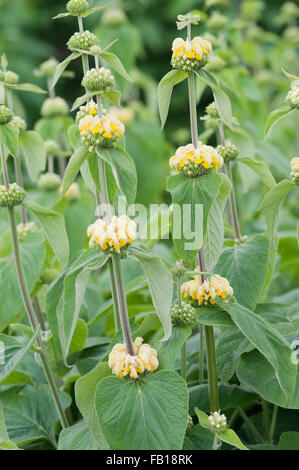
[108,337,159,379]
[169,143,223,177]
[291,157,299,185]
[171,36,212,71]
[87,215,137,252]
[182,274,233,306]
[78,111,125,152]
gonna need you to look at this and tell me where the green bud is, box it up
[180,161,211,178]
[4,70,20,85]
[41,97,69,117]
[172,260,187,278]
[208,411,227,432]
[45,140,60,156]
[38,172,62,191]
[66,0,89,15]
[171,55,208,73]
[67,31,97,52]
[17,222,37,241]
[101,7,127,27]
[0,183,26,208]
[40,57,59,78]
[286,86,299,109]
[206,101,219,119]
[81,67,115,92]
[216,142,239,162]
[10,115,27,133]
[171,302,196,327]
[89,45,102,56]
[0,105,13,125]
[40,268,60,285]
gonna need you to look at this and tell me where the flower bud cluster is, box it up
[67,31,97,52]
[10,115,27,133]
[286,86,299,109]
[291,157,299,185]
[41,97,69,117]
[38,173,62,191]
[208,411,227,432]
[171,302,196,327]
[0,183,26,208]
[81,67,115,92]
[216,142,239,162]
[66,0,89,15]
[0,105,13,125]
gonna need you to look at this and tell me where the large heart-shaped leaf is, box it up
[95,370,188,450]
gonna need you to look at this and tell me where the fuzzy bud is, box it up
[286,86,299,109]
[216,142,239,162]
[81,67,115,92]
[90,45,102,56]
[101,7,127,27]
[45,140,60,156]
[38,173,62,191]
[4,71,20,85]
[40,268,60,285]
[67,31,97,52]
[172,260,187,278]
[0,105,13,125]
[171,302,196,327]
[206,101,219,119]
[41,97,69,117]
[66,0,89,15]
[10,115,27,133]
[17,222,37,241]
[0,183,26,208]
[40,58,59,78]
[208,411,227,432]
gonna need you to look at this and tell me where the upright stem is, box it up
[47,78,55,99]
[199,325,204,384]
[269,405,278,443]
[2,146,69,429]
[262,399,270,443]
[107,258,121,331]
[112,255,135,355]
[188,72,199,149]
[14,155,27,224]
[237,407,263,444]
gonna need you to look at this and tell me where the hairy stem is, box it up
[227,162,241,240]
[14,155,27,224]
[199,325,204,384]
[108,258,121,331]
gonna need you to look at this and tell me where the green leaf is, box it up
[194,408,211,429]
[282,69,299,81]
[219,300,297,404]
[0,233,45,332]
[58,421,99,450]
[167,173,225,266]
[97,147,137,205]
[19,130,46,182]
[217,429,248,450]
[68,123,81,151]
[259,180,294,251]
[0,123,19,157]
[82,6,106,17]
[214,235,269,310]
[265,106,296,138]
[52,52,80,88]
[238,157,276,189]
[95,370,188,450]
[58,251,108,361]
[183,424,214,450]
[158,326,192,370]
[2,386,71,446]
[158,70,188,129]
[71,91,96,111]
[237,350,299,409]
[129,247,173,341]
[23,199,69,267]
[216,326,252,381]
[189,384,258,415]
[0,329,39,385]
[196,69,234,130]
[278,432,299,450]
[0,401,9,442]
[53,12,70,19]
[99,51,133,82]
[203,173,231,269]
[75,362,111,449]
[102,89,121,106]
[196,307,234,327]
[5,83,46,94]
[62,146,88,194]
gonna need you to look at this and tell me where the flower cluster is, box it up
[41,97,69,117]
[39,58,59,78]
[81,67,115,92]
[67,31,97,52]
[182,274,233,307]
[171,37,212,72]
[101,7,127,27]
[216,142,239,162]
[0,183,26,208]
[66,0,89,15]
[38,173,62,191]
[87,215,137,253]
[208,411,227,432]
[45,140,60,157]
[10,115,27,133]
[291,157,299,185]
[78,111,125,152]
[108,337,159,379]
[4,71,20,85]
[169,143,223,177]
[0,105,13,125]
[17,222,36,241]
[171,302,196,327]
[286,85,299,109]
